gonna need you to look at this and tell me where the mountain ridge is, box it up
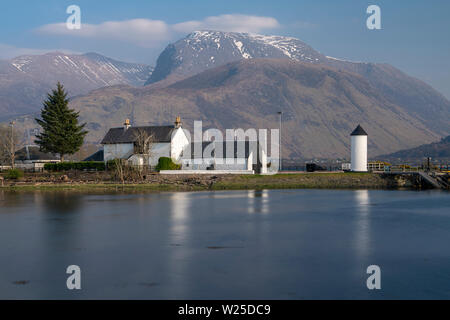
[145,30,450,135]
[26,58,439,159]
[0,51,153,120]
[145,30,327,85]
[381,136,450,160]
[2,31,450,159]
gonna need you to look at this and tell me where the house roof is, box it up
[83,149,104,161]
[185,141,257,159]
[101,126,177,144]
[15,146,59,161]
[350,125,368,136]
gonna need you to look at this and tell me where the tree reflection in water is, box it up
[41,191,83,214]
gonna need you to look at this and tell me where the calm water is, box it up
[0,189,449,299]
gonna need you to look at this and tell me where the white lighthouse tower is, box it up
[350,125,368,172]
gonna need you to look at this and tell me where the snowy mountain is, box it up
[146,30,327,84]
[60,58,440,158]
[2,31,450,158]
[145,30,450,135]
[9,52,152,87]
[0,52,153,120]
[81,52,153,86]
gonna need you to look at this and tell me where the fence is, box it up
[384,166,420,173]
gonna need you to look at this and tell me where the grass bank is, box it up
[211,172,396,190]
[0,172,401,192]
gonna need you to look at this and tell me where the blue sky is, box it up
[1,0,449,98]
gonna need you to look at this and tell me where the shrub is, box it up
[106,159,125,171]
[44,161,105,171]
[5,169,24,180]
[155,157,181,171]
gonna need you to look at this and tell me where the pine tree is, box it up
[35,82,88,161]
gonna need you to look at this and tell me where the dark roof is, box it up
[101,126,176,144]
[185,141,257,159]
[15,146,59,161]
[83,149,104,161]
[350,125,368,136]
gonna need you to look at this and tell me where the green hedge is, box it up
[44,161,106,171]
[5,169,24,179]
[155,157,181,171]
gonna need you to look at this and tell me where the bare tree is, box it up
[0,122,20,168]
[133,129,154,170]
[107,129,154,185]
[113,158,126,186]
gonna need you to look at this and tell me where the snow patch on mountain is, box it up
[145,30,364,85]
[8,52,153,87]
[233,40,251,59]
[11,58,32,72]
[184,30,325,62]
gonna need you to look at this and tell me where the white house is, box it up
[100,117,271,174]
[8,145,60,172]
[101,117,190,166]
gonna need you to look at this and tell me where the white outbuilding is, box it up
[350,125,368,172]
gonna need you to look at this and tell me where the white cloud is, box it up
[36,14,280,48]
[37,19,171,48]
[172,14,280,34]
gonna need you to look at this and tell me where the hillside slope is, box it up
[381,136,450,159]
[37,59,440,159]
[0,52,153,120]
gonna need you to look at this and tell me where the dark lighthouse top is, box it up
[350,125,368,136]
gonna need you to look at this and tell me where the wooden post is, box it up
[10,121,15,170]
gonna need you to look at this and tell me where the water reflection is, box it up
[353,190,371,261]
[0,191,27,209]
[167,192,192,297]
[39,192,84,256]
[245,190,271,256]
[41,192,83,214]
[1,189,449,299]
[247,190,270,214]
[169,192,191,242]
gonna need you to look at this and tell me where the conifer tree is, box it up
[35,82,87,161]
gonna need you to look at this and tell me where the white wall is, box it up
[170,128,190,162]
[351,135,368,172]
[181,158,249,170]
[104,143,134,162]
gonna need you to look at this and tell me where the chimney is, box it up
[174,116,182,129]
[124,119,131,131]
